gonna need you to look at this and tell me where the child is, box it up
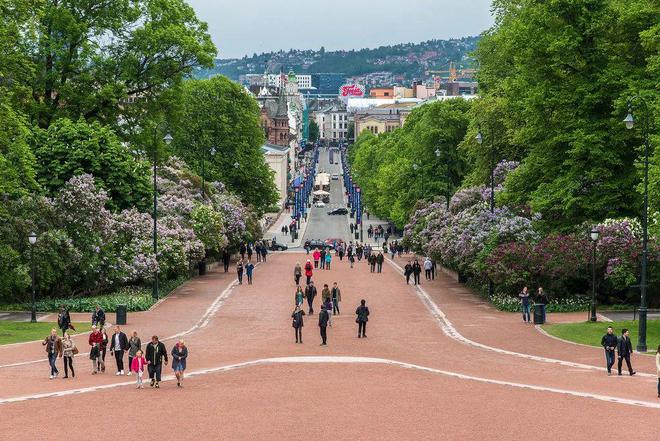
[131,349,147,389]
[324,297,333,327]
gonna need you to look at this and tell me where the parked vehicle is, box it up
[327,208,348,215]
[304,239,325,249]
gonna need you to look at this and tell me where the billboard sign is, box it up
[339,83,365,103]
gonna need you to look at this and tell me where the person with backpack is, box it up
[291,306,306,344]
[356,299,370,338]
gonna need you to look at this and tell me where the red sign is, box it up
[339,84,365,98]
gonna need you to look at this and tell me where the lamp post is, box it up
[153,132,173,301]
[623,97,651,352]
[28,232,37,323]
[477,126,495,298]
[589,228,600,322]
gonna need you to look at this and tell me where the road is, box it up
[301,147,352,244]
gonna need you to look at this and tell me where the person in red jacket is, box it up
[312,249,321,268]
[304,259,314,285]
[88,325,103,374]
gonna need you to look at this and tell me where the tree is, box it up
[32,118,152,211]
[168,76,278,214]
[3,0,216,128]
[308,120,320,142]
[0,99,38,199]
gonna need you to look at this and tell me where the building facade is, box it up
[262,143,290,207]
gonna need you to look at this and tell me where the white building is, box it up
[262,143,291,207]
[314,102,351,142]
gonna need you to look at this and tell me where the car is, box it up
[269,241,288,251]
[324,238,345,250]
[331,173,339,180]
[303,239,325,250]
[314,201,326,208]
[327,207,348,215]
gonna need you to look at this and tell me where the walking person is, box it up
[331,282,341,315]
[98,326,109,373]
[91,304,105,328]
[304,259,314,285]
[294,262,302,285]
[146,336,168,388]
[321,284,331,305]
[292,305,306,343]
[368,254,376,273]
[109,325,129,376]
[127,331,141,376]
[424,257,433,280]
[305,281,317,315]
[535,287,549,323]
[239,243,246,260]
[260,245,268,262]
[247,243,253,261]
[318,305,329,346]
[519,286,531,323]
[601,326,617,375]
[404,261,412,285]
[376,252,384,273]
[325,251,332,270]
[61,332,77,378]
[171,340,188,388]
[245,260,255,285]
[42,329,62,379]
[57,305,71,336]
[356,299,370,338]
[294,285,305,307]
[236,259,244,285]
[313,249,321,268]
[320,248,326,269]
[349,253,355,268]
[412,260,422,285]
[131,350,147,389]
[222,249,231,272]
[617,328,636,376]
[88,325,103,374]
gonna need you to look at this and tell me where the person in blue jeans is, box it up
[245,260,255,285]
[600,326,617,375]
[519,286,531,323]
[42,329,62,379]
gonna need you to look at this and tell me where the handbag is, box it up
[89,345,99,360]
[72,346,79,355]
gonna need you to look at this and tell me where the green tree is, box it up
[32,118,151,211]
[0,100,38,199]
[308,120,320,142]
[168,76,278,214]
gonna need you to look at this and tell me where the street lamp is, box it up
[589,228,600,322]
[234,161,240,169]
[152,132,173,301]
[623,97,651,352]
[28,232,37,323]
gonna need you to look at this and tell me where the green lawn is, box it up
[0,322,88,345]
[542,320,660,353]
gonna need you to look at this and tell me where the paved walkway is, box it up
[0,252,657,440]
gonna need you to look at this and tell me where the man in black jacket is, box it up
[412,261,422,285]
[376,252,384,273]
[600,326,617,375]
[57,305,71,336]
[356,299,370,338]
[318,305,329,345]
[91,305,105,328]
[617,329,635,376]
[305,282,317,315]
[222,249,231,272]
[145,336,168,388]
[404,262,412,285]
[110,326,129,375]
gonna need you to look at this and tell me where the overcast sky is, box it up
[186,0,494,59]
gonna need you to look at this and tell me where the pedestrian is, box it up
[131,349,147,389]
[424,257,433,280]
[369,254,376,273]
[356,299,370,338]
[57,305,71,336]
[376,252,384,273]
[325,251,332,270]
[255,242,262,262]
[61,332,77,378]
[98,326,109,373]
[304,259,314,285]
[321,284,331,304]
[331,282,341,315]
[313,249,321,268]
[88,325,103,374]
[295,286,305,307]
[338,246,344,261]
[109,325,129,376]
[292,305,306,343]
[247,243,253,260]
[222,249,231,272]
[617,329,636,376]
[246,260,255,285]
[320,248,326,269]
[318,305,329,346]
[535,287,549,323]
[91,304,105,328]
[349,253,355,268]
[260,245,268,262]
[519,286,531,323]
[431,259,436,280]
[601,326,617,375]
[350,223,354,234]
[412,261,421,285]
[127,330,141,376]
[305,281,317,315]
[42,328,62,379]
[146,335,168,388]
[171,339,188,388]
[404,261,412,285]
[656,344,660,398]
[294,262,302,285]
[324,297,333,326]
[239,243,246,259]
[236,259,244,285]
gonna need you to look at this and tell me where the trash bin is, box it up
[116,304,127,325]
[355,232,359,240]
[198,259,207,276]
[533,304,545,324]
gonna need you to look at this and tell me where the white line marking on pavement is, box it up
[1,356,659,410]
[385,259,656,378]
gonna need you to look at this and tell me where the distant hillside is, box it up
[196,37,479,82]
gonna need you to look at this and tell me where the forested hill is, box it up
[196,37,479,81]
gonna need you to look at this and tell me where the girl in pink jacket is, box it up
[131,350,147,389]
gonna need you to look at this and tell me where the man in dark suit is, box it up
[318,305,329,346]
[617,328,636,376]
[109,326,129,375]
[305,281,317,315]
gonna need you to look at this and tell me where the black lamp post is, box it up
[589,228,600,322]
[477,126,495,298]
[153,132,173,301]
[623,97,651,352]
[28,232,37,323]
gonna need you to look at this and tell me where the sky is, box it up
[186,0,495,59]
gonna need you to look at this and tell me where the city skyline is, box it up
[186,0,494,58]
